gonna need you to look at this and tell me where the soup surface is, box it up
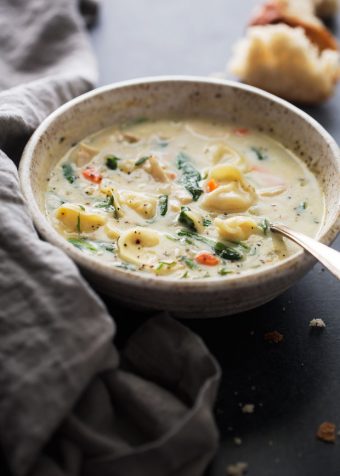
[46,118,324,279]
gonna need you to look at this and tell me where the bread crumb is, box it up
[264,330,284,343]
[242,403,255,414]
[309,318,326,328]
[316,421,337,443]
[226,462,248,475]
[234,437,243,445]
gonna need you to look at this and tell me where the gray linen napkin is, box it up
[0,1,221,476]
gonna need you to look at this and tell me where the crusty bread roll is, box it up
[229,24,340,104]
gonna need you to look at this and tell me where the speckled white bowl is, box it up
[19,77,340,318]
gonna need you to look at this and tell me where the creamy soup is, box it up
[46,118,324,279]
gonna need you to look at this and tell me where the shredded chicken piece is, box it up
[147,156,169,182]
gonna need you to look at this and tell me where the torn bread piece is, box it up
[229,24,340,104]
[249,0,338,51]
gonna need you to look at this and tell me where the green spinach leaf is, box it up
[62,163,76,184]
[178,206,196,231]
[135,156,150,166]
[106,155,121,170]
[176,152,203,201]
[259,218,270,235]
[159,195,168,216]
[68,238,98,252]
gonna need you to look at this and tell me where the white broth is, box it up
[45,118,324,279]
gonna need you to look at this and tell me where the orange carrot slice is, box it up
[207,178,219,192]
[195,252,220,266]
[82,167,102,184]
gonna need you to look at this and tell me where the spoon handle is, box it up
[270,223,340,280]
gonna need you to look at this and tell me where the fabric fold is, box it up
[0,1,221,475]
[31,316,220,476]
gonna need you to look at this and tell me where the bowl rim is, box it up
[19,75,340,292]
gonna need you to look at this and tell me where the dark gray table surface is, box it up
[91,2,340,475]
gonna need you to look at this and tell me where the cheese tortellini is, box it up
[202,165,257,213]
[118,227,160,266]
[202,183,255,213]
[56,203,107,232]
[207,143,249,172]
[121,191,157,219]
[214,216,259,241]
[118,227,178,274]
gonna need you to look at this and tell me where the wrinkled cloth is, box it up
[0,1,221,476]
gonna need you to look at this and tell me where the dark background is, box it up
[91,2,340,475]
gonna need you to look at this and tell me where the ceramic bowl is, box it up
[19,77,340,318]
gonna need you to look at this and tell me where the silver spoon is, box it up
[270,223,340,280]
